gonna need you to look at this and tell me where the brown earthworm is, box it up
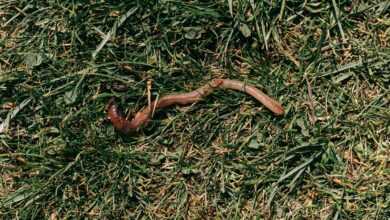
[107,79,284,134]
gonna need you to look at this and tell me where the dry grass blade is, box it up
[92,7,138,59]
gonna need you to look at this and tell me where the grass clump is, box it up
[1,0,389,219]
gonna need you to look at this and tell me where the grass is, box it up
[0,0,389,219]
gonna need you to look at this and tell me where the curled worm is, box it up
[107,79,284,134]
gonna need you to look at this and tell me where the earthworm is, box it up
[107,79,284,134]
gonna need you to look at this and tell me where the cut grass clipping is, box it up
[1,0,389,219]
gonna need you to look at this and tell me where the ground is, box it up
[0,0,389,219]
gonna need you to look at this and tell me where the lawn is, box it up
[1,0,389,219]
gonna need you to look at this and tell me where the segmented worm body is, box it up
[107,79,284,134]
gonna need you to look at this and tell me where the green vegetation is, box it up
[1,0,389,219]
